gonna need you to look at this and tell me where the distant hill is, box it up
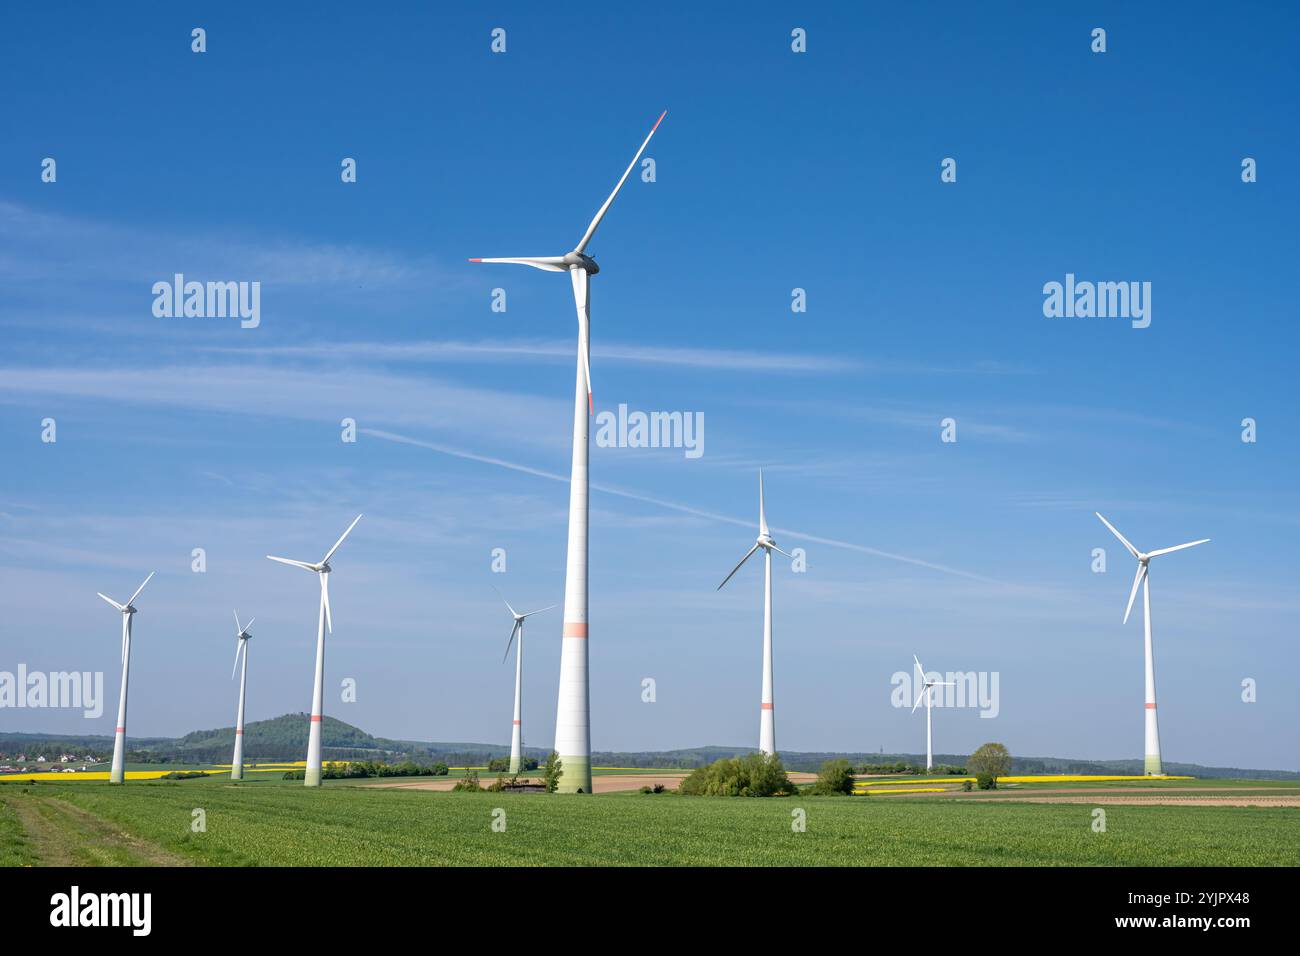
[3,718,1296,779]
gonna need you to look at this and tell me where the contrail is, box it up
[362,428,1002,584]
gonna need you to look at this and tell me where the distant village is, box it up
[0,751,105,774]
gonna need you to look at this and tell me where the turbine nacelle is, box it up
[97,571,155,616]
[494,588,556,662]
[564,252,600,274]
[1095,513,1209,624]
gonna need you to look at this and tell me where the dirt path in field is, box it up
[1,794,191,866]
[369,770,821,794]
[369,773,690,793]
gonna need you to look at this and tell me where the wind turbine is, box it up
[911,655,955,772]
[267,514,362,787]
[717,470,792,756]
[1096,512,1209,776]
[229,611,255,782]
[96,572,155,785]
[495,591,556,774]
[470,110,667,792]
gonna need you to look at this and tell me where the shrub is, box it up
[452,772,481,792]
[961,779,974,792]
[976,772,996,790]
[520,757,540,771]
[543,752,563,793]
[808,758,855,795]
[639,783,667,794]
[678,753,797,797]
[487,757,510,773]
[283,769,304,780]
[432,762,450,776]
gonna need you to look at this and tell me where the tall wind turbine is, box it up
[911,655,955,772]
[496,591,556,774]
[96,572,155,785]
[717,470,793,756]
[267,514,362,788]
[470,110,667,792]
[1096,513,1209,776]
[229,611,255,782]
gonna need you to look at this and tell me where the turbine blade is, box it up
[127,571,155,607]
[1123,563,1145,625]
[571,267,593,413]
[321,573,333,634]
[716,543,760,591]
[97,593,125,612]
[573,110,667,254]
[321,514,363,565]
[491,584,518,618]
[502,620,520,664]
[232,638,244,679]
[770,544,793,559]
[244,617,255,631]
[519,604,557,619]
[758,470,768,536]
[912,688,926,713]
[266,555,316,571]
[913,654,925,680]
[468,256,568,272]
[233,609,242,635]
[1095,513,1140,559]
[1146,538,1211,558]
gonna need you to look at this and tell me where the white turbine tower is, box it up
[267,514,362,788]
[1096,512,1209,776]
[496,591,556,774]
[911,655,955,772]
[717,470,793,756]
[229,611,255,782]
[470,110,667,792]
[96,572,155,785]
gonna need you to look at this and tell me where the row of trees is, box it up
[855,761,967,775]
[282,760,449,780]
[486,756,540,772]
[676,744,1014,798]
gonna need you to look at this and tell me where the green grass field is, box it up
[2,780,1296,866]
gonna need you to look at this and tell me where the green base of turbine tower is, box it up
[556,755,591,793]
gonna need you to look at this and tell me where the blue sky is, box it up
[1,3,1296,769]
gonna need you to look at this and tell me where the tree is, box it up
[543,752,563,793]
[968,742,1012,788]
[678,753,798,797]
[808,758,855,795]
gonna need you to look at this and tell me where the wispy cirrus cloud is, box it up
[0,200,463,291]
[0,363,569,451]
[361,427,1007,585]
[201,338,863,373]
